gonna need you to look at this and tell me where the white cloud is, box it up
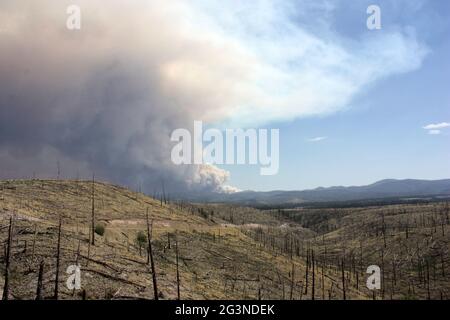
[308,137,327,142]
[423,122,449,135]
[423,122,450,130]
[182,0,429,127]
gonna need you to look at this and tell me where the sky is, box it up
[0,0,449,194]
[225,0,450,191]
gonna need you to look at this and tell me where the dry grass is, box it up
[0,180,367,300]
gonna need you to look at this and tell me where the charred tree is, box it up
[54,215,62,300]
[341,258,346,300]
[36,261,44,300]
[2,217,13,301]
[311,249,315,300]
[91,174,95,245]
[146,210,159,300]
[175,237,180,300]
[289,263,295,300]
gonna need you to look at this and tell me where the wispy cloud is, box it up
[307,137,327,142]
[423,122,450,130]
[423,122,449,135]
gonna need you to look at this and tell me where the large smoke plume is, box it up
[0,0,427,194]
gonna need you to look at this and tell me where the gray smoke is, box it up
[0,0,239,193]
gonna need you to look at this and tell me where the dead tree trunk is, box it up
[175,237,180,300]
[321,262,325,300]
[31,224,37,260]
[167,233,171,250]
[426,260,431,300]
[146,210,159,300]
[54,215,62,300]
[304,249,309,295]
[73,239,81,296]
[381,212,387,248]
[91,174,95,245]
[341,258,346,300]
[2,217,13,301]
[312,249,315,300]
[381,248,385,299]
[290,263,295,300]
[36,261,44,300]
[87,227,91,266]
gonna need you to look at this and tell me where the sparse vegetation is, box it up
[0,179,449,300]
[95,224,105,236]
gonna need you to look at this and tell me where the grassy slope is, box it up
[0,180,366,300]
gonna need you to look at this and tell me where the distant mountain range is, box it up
[184,179,450,206]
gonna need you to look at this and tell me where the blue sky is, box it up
[223,0,450,191]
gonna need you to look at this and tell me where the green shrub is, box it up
[95,224,105,236]
[136,231,147,245]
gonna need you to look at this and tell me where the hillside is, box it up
[1,179,449,300]
[0,180,367,300]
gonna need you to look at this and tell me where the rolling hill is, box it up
[0,179,366,300]
[1,179,449,300]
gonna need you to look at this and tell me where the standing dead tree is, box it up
[91,174,95,246]
[311,249,315,300]
[54,215,62,300]
[73,239,81,296]
[426,259,431,300]
[146,209,159,300]
[175,236,180,300]
[304,249,309,295]
[289,263,295,300]
[381,212,387,248]
[341,258,346,300]
[36,261,45,300]
[31,224,38,260]
[2,216,13,300]
[87,227,91,266]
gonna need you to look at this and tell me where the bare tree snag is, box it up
[381,212,387,248]
[167,232,171,249]
[36,261,44,300]
[312,249,315,300]
[304,249,309,295]
[341,258,346,300]
[146,209,159,300]
[426,259,431,300]
[289,263,295,300]
[87,227,91,267]
[175,237,180,300]
[91,174,95,245]
[54,215,62,300]
[2,217,13,301]
[31,224,37,260]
